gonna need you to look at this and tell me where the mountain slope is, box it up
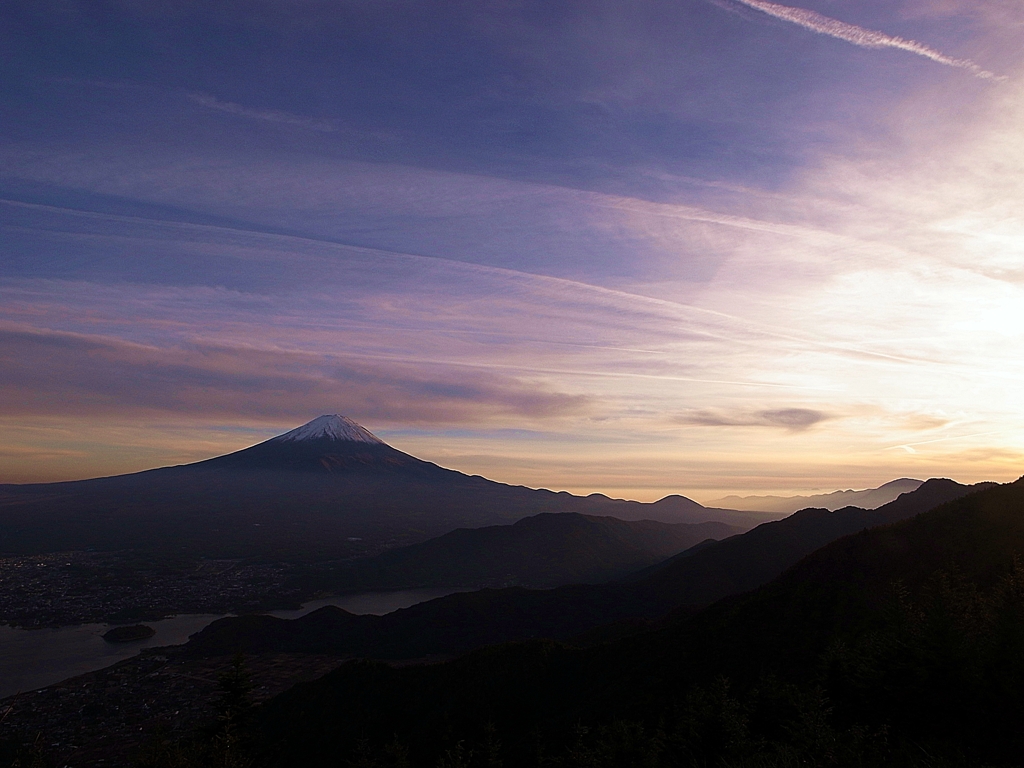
[628,477,994,612]
[330,513,737,590]
[676,475,1024,676]
[185,477,985,658]
[0,415,761,557]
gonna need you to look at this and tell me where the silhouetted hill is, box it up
[186,477,983,658]
[674,475,1024,676]
[331,513,737,590]
[629,477,996,611]
[251,477,1024,768]
[616,494,784,527]
[0,415,762,558]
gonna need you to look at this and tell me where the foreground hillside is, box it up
[249,476,1024,767]
[0,415,765,559]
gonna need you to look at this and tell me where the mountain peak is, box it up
[271,415,385,445]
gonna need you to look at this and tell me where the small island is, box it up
[102,624,156,643]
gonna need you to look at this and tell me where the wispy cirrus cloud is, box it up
[4,2,1024,496]
[728,0,1005,80]
[0,325,591,425]
[186,92,336,132]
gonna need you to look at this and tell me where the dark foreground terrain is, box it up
[4,475,1019,767]
[248,477,1024,767]
[0,648,343,767]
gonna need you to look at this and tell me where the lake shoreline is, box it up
[0,587,473,701]
[0,585,483,631]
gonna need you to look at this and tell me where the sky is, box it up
[1,0,1023,501]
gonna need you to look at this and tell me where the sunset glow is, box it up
[2,0,1022,500]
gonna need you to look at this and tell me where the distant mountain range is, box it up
[706,477,923,513]
[187,476,986,658]
[0,415,769,558]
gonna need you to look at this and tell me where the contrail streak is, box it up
[731,0,1003,81]
[885,430,1003,453]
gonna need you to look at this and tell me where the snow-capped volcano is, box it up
[0,411,765,559]
[194,413,419,474]
[271,415,385,445]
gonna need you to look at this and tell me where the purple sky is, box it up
[2,0,1022,500]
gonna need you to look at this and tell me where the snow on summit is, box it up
[272,415,385,444]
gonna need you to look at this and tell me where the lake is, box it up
[0,587,469,700]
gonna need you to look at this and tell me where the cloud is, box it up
[0,325,590,425]
[677,407,830,431]
[0,444,88,459]
[728,0,1004,80]
[900,413,951,431]
[186,92,336,132]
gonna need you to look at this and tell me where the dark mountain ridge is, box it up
[329,512,737,590]
[631,477,997,608]
[186,476,985,658]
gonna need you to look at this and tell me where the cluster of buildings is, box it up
[0,552,302,627]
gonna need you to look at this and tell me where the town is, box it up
[0,552,309,628]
